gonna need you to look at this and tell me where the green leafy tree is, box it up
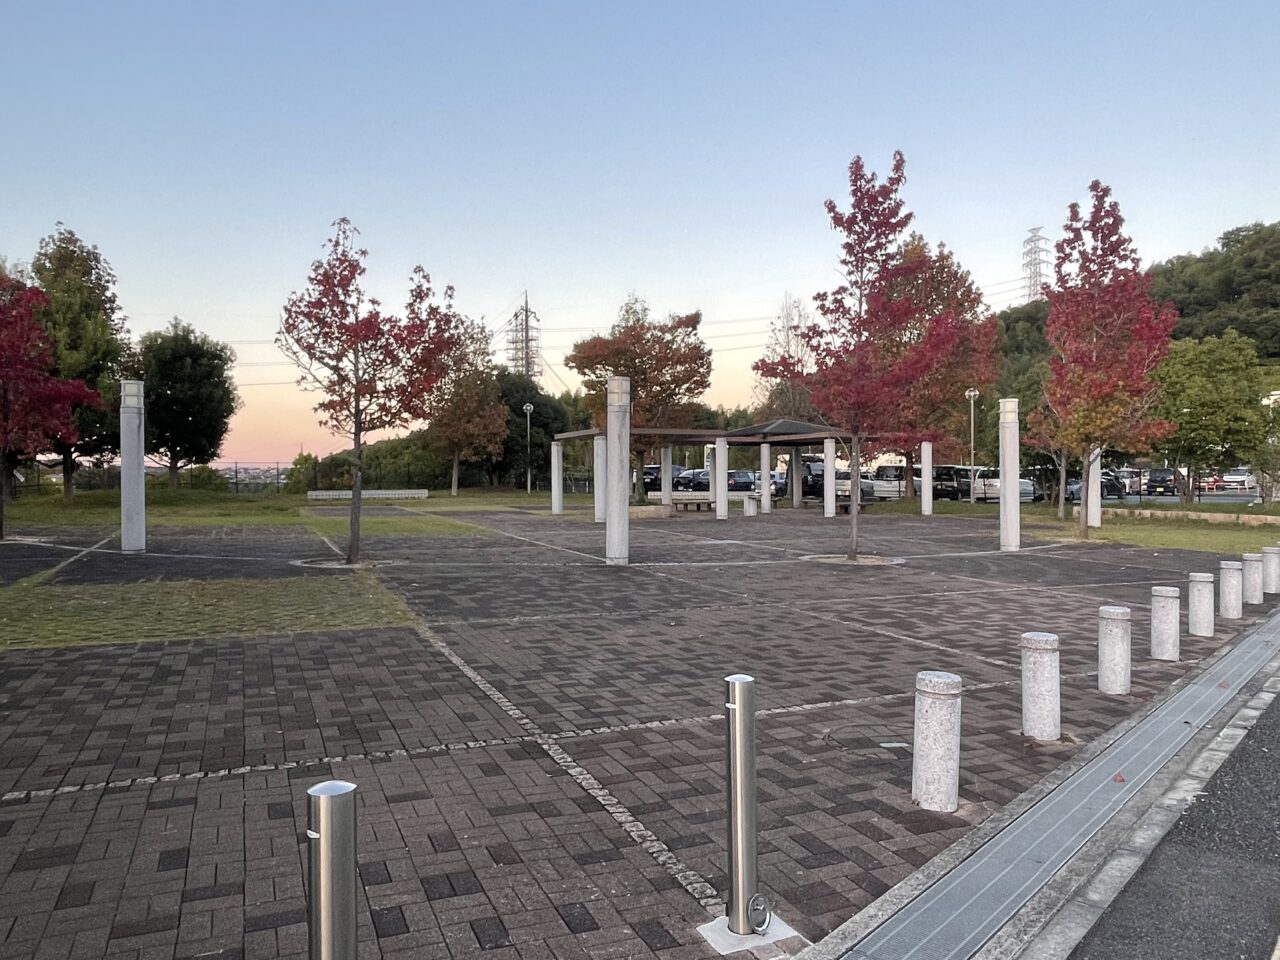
[487,371,569,488]
[30,224,129,499]
[139,319,240,487]
[1151,222,1280,356]
[425,320,507,495]
[1249,404,1280,504]
[1155,331,1266,504]
[284,452,319,493]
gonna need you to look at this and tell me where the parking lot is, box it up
[0,505,1271,960]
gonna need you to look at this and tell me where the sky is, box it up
[2,1,1278,463]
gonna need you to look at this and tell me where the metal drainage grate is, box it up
[845,613,1280,960]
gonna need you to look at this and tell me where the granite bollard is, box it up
[1188,573,1215,637]
[1098,605,1131,695]
[1263,546,1280,595]
[912,671,962,813]
[1220,560,1243,619]
[1150,586,1180,661]
[1020,632,1060,742]
[1243,553,1264,605]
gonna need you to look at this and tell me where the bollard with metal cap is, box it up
[724,674,770,936]
[307,780,358,960]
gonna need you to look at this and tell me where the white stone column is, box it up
[743,496,758,517]
[920,441,934,517]
[706,445,716,511]
[120,379,146,554]
[1098,605,1131,695]
[660,445,673,507]
[791,448,802,508]
[912,671,962,813]
[1151,586,1180,661]
[822,438,836,518]
[998,398,1020,552]
[715,438,729,520]
[592,434,607,524]
[1220,560,1244,619]
[605,378,630,566]
[1021,632,1060,742]
[1263,546,1280,594]
[1188,573,1215,637]
[1243,553,1264,605]
[550,442,564,515]
[1087,448,1102,528]
[760,443,772,515]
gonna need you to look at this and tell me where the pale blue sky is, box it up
[2,1,1277,459]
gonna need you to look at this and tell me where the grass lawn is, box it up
[0,572,412,648]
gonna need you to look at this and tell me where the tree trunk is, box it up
[0,463,7,540]
[62,450,75,502]
[168,460,180,489]
[1056,456,1067,521]
[348,428,363,564]
[902,450,916,501]
[1077,449,1091,541]
[451,454,460,496]
[847,432,861,559]
[633,453,645,504]
[1181,463,1196,506]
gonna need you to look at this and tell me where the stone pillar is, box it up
[605,378,630,566]
[1263,546,1280,594]
[660,445,673,507]
[1020,632,1060,742]
[1188,573,1215,637]
[998,398,1020,552]
[120,379,146,554]
[1151,586,1180,661]
[760,443,772,515]
[1243,553,1264,605]
[1087,448,1102,528]
[707,446,716,510]
[911,671,962,813]
[791,448,802,508]
[550,442,564,515]
[823,438,836,519]
[1182,570,1213,640]
[592,434,607,524]
[920,441,933,517]
[1220,560,1244,619]
[743,496,758,517]
[715,438,729,521]
[1098,605,1131,695]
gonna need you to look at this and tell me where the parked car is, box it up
[801,459,826,498]
[1222,468,1257,491]
[770,470,788,496]
[642,464,686,491]
[833,469,876,502]
[673,469,710,492]
[1145,467,1182,496]
[726,469,757,491]
[1115,467,1143,494]
[967,467,1036,502]
[914,465,965,500]
[1065,473,1126,502]
[1196,472,1224,492]
[871,464,908,500]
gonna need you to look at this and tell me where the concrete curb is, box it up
[795,613,1274,960]
[981,645,1280,959]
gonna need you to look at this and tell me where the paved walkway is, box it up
[0,509,1268,960]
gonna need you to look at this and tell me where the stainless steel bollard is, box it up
[308,781,358,960]
[725,674,769,936]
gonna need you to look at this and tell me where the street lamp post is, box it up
[965,388,980,504]
[523,402,534,494]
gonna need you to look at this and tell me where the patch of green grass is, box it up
[1029,515,1280,554]
[9,489,310,528]
[0,572,411,648]
[1107,498,1280,516]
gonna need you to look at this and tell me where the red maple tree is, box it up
[0,277,98,539]
[1028,181,1177,539]
[756,151,992,556]
[278,219,464,562]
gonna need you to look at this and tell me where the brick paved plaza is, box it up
[1,506,1270,960]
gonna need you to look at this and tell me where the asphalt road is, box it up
[1070,688,1280,960]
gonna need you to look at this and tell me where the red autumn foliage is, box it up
[278,219,464,562]
[0,277,98,538]
[754,151,996,551]
[1028,180,1178,537]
